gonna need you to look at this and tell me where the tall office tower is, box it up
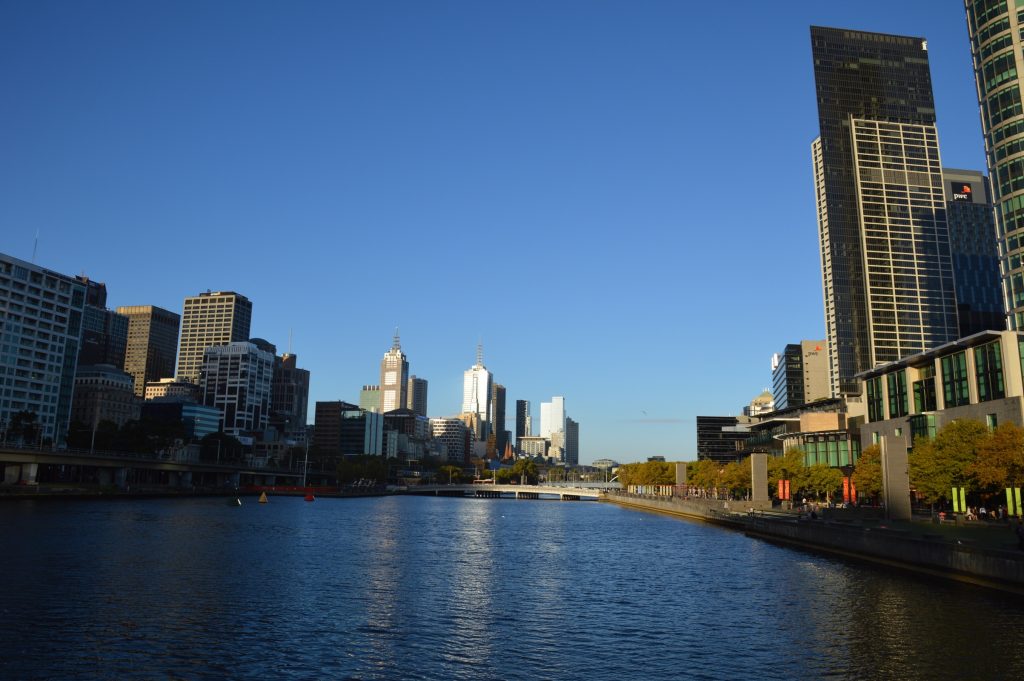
[313,400,384,463]
[430,418,470,464]
[771,340,829,411]
[965,3,1024,328]
[539,396,565,439]
[695,415,751,464]
[564,417,579,467]
[406,376,428,417]
[379,331,409,413]
[944,168,1004,335]
[461,344,492,440]
[270,353,310,437]
[491,383,506,455]
[176,291,252,384]
[811,26,959,395]
[359,385,381,412]
[0,253,86,445]
[515,399,530,449]
[117,305,180,398]
[75,276,128,369]
[200,341,273,437]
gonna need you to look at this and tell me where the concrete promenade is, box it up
[605,491,1024,595]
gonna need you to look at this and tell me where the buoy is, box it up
[304,493,315,502]
[228,497,241,506]
[258,492,268,504]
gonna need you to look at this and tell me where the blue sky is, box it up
[0,2,988,463]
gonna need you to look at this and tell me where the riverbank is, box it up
[606,492,1024,595]
[0,483,386,501]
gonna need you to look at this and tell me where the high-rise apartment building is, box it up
[965,2,1024,328]
[76,277,128,370]
[406,376,428,417]
[379,332,409,413]
[176,291,252,384]
[430,417,470,464]
[565,417,579,467]
[117,305,180,398]
[944,168,1004,336]
[461,345,492,441]
[491,383,506,455]
[0,253,86,444]
[771,340,829,411]
[515,399,530,450]
[811,26,959,395]
[200,341,273,437]
[270,353,310,437]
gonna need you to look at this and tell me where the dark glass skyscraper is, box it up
[811,26,959,394]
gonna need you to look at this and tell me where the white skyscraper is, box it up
[379,330,409,413]
[539,396,565,439]
[461,344,492,441]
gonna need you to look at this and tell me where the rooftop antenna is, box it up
[476,338,483,366]
[393,326,401,350]
[31,230,39,263]
[288,328,293,355]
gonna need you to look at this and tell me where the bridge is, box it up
[406,483,607,500]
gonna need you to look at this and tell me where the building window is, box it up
[913,365,937,413]
[986,413,998,430]
[909,414,937,443]
[975,340,1005,402]
[887,370,909,418]
[866,376,884,422]
[940,351,970,407]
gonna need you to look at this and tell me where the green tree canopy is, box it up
[336,455,387,485]
[801,463,843,501]
[852,444,883,500]
[686,459,721,489]
[909,419,989,504]
[437,465,462,484]
[510,457,538,484]
[719,457,752,497]
[618,461,676,487]
[970,421,1024,491]
[200,432,245,463]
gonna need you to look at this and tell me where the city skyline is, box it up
[0,2,990,461]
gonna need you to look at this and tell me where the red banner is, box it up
[778,479,784,499]
[783,479,791,501]
[842,477,850,503]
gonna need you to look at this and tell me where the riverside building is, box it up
[771,341,830,411]
[461,345,492,441]
[176,291,252,384]
[200,341,273,437]
[0,253,86,445]
[811,26,959,395]
[965,2,1024,329]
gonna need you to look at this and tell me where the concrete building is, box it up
[144,378,200,402]
[744,390,775,417]
[696,415,754,464]
[0,253,87,445]
[540,396,565,440]
[565,417,579,467]
[519,436,548,458]
[858,330,1024,462]
[811,27,959,395]
[379,332,408,413]
[176,291,252,384]
[270,352,310,438]
[491,383,506,456]
[771,341,830,411]
[461,344,492,441]
[430,417,470,464]
[383,408,430,460]
[76,283,129,372]
[200,341,273,437]
[117,305,180,398]
[943,168,1005,336]
[141,398,221,440]
[965,5,1024,329]
[359,385,381,413]
[407,376,428,417]
[70,364,140,429]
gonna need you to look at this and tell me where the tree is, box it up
[618,461,676,486]
[802,464,843,501]
[437,465,462,484]
[909,419,989,505]
[336,455,387,485]
[7,410,39,446]
[970,422,1024,492]
[719,457,752,498]
[768,448,805,498]
[852,444,883,500]
[200,432,245,463]
[686,459,721,490]
[510,457,538,484]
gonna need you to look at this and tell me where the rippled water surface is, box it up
[3,496,1024,679]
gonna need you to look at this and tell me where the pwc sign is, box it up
[951,182,973,202]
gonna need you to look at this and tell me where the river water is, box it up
[2,495,1024,679]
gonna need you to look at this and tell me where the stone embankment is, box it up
[606,492,1024,595]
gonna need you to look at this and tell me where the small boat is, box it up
[228,497,242,506]
[304,493,315,502]
[258,492,269,504]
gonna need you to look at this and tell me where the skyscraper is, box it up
[811,26,959,395]
[117,305,180,398]
[379,331,409,413]
[270,352,310,438]
[406,375,428,417]
[770,340,829,411]
[461,344,492,441]
[200,341,273,437]
[0,253,86,445]
[491,383,506,455]
[944,168,1004,336]
[75,277,128,369]
[539,396,565,439]
[176,291,252,384]
[515,399,530,450]
[965,3,1024,327]
[564,417,579,467]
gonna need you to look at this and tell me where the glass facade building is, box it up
[811,27,959,395]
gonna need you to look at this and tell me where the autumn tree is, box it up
[909,419,989,504]
[802,464,843,501]
[852,444,883,500]
[719,457,752,498]
[686,459,721,490]
[617,461,676,486]
[768,448,805,498]
[970,422,1024,492]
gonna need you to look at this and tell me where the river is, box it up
[2,495,1024,679]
